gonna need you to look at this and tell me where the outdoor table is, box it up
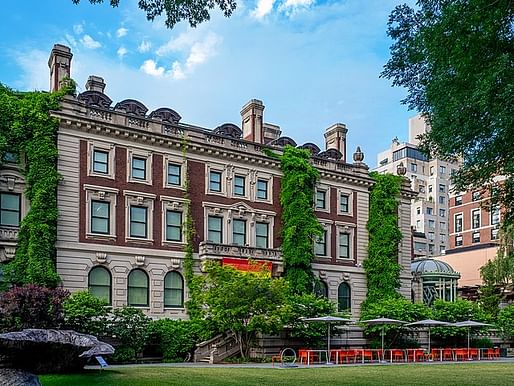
[305,349,328,365]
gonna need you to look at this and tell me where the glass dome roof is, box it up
[411,258,460,278]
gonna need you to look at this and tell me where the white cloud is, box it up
[13,49,49,91]
[117,46,128,59]
[140,59,165,77]
[116,27,128,38]
[81,34,102,49]
[280,0,315,16]
[185,33,222,71]
[156,31,197,56]
[251,0,275,19]
[170,61,186,80]
[138,40,152,53]
[73,23,84,35]
[65,34,78,48]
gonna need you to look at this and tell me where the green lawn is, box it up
[40,362,514,386]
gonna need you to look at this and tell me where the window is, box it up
[410,163,417,172]
[472,191,481,201]
[209,171,222,192]
[338,283,351,312]
[440,234,446,243]
[91,200,110,234]
[340,194,349,213]
[419,186,425,193]
[428,244,434,253]
[439,209,446,217]
[491,228,499,240]
[314,281,328,298]
[439,245,445,253]
[455,235,463,246]
[439,165,446,174]
[491,206,500,226]
[127,269,149,307]
[440,222,446,230]
[414,242,426,251]
[428,220,435,229]
[88,266,111,305]
[164,271,184,308]
[207,216,222,243]
[316,190,326,210]
[2,152,18,163]
[234,175,245,196]
[472,232,480,243]
[416,207,421,215]
[455,196,462,206]
[454,214,463,233]
[430,166,434,176]
[131,157,147,180]
[232,219,246,246]
[255,222,269,249]
[129,206,148,238]
[314,230,327,256]
[167,163,181,186]
[428,232,435,240]
[439,196,445,204]
[166,210,182,242]
[439,184,446,193]
[428,185,433,193]
[256,179,268,200]
[339,233,350,259]
[416,220,421,230]
[0,193,21,227]
[93,150,109,174]
[427,207,433,215]
[472,209,480,229]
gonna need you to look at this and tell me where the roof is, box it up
[411,258,460,279]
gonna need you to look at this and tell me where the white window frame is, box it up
[160,196,188,246]
[454,213,463,233]
[127,149,153,185]
[314,220,332,258]
[205,164,226,196]
[315,186,330,213]
[338,189,354,216]
[471,209,481,229]
[87,141,115,179]
[336,223,355,260]
[163,155,186,190]
[124,190,156,243]
[231,170,250,200]
[84,184,118,240]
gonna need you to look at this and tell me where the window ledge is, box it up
[86,233,117,241]
[126,237,154,245]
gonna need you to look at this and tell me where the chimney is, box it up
[241,99,265,143]
[85,75,106,93]
[48,44,73,92]
[263,123,281,144]
[324,123,348,161]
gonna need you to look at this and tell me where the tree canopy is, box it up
[382,0,514,226]
[72,0,237,29]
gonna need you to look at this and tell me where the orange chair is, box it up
[362,349,374,362]
[468,348,479,360]
[391,349,405,362]
[339,349,357,364]
[407,349,425,362]
[455,348,467,361]
[487,347,500,359]
[298,349,309,364]
[431,348,441,361]
[442,348,454,361]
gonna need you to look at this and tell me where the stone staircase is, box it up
[194,332,239,364]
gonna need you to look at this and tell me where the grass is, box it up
[40,362,514,386]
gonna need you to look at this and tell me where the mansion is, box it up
[0,44,416,319]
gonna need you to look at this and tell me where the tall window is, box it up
[0,193,21,227]
[428,220,435,229]
[207,216,222,243]
[410,163,417,172]
[131,157,147,180]
[439,184,446,193]
[338,283,351,312]
[427,207,433,215]
[439,196,445,204]
[209,171,222,192]
[314,280,328,298]
[340,194,349,213]
[455,196,463,206]
[127,269,149,307]
[255,222,269,249]
[316,190,326,209]
[232,219,246,246]
[339,232,350,259]
[167,163,181,186]
[439,208,446,217]
[166,210,182,242]
[314,230,327,256]
[93,150,109,174]
[91,200,109,234]
[164,271,184,308]
[491,228,499,240]
[472,209,480,229]
[88,266,111,305]
[234,175,245,196]
[130,206,148,238]
[455,214,463,232]
[439,165,446,174]
[257,179,268,200]
[491,206,500,226]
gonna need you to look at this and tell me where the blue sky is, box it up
[0,0,417,167]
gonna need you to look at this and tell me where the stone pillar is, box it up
[324,123,348,161]
[241,99,265,144]
[48,44,72,92]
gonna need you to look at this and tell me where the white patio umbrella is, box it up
[453,320,493,353]
[360,317,406,359]
[302,316,352,364]
[405,319,451,353]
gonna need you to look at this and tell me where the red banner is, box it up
[222,257,272,273]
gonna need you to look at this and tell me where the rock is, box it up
[0,329,114,374]
[0,368,41,386]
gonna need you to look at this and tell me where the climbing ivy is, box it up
[0,81,75,288]
[266,145,323,294]
[362,172,403,309]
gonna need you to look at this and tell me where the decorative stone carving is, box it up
[114,99,148,117]
[2,247,16,262]
[95,252,107,264]
[213,123,242,139]
[149,107,181,124]
[135,255,146,266]
[353,146,364,163]
[170,258,181,269]
[77,90,112,109]
[269,136,297,148]
[0,329,114,374]
[299,142,321,155]
[397,161,407,176]
[318,148,343,161]
[0,368,41,386]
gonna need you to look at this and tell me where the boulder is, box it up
[0,329,114,374]
[0,368,41,386]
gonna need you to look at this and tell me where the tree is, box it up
[72,0,237,29]
[198,262,289,358]
[382,1,514,226]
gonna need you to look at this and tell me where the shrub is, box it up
[497,304,514,340]
[63,290,109,336]
[109,307,151,363]
[0,284,69,332]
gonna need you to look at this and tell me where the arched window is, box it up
[88,266,112,305]
[127,269,149,307]
[164,271,184,308]
[338,282,351,312]
[313,280,328,298]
